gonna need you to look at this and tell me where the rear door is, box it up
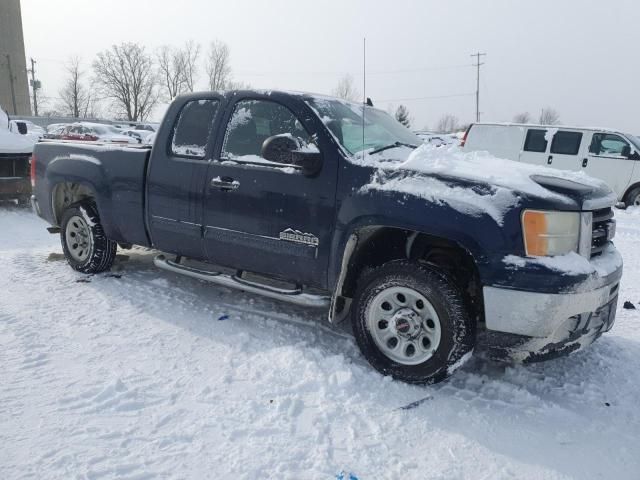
[547,130,583,171]
[582,132,637,199]
[147,97,221,259]
[201,95,338,288]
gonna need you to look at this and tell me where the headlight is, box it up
[522,210,580,256]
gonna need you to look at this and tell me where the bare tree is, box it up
[395,105,411,128]
[182,40,200,92]
[332,74,359,101]
[58,57,89,118]
[435,114,459,133]
[539,107,560,125]
[157,41,201,100]
[157,45,185,100]
[513,112,531,124]
[206,40,232,91]
[92,43,159,121]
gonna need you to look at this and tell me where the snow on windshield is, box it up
[306,97,420,155]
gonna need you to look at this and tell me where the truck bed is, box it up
[33,141,152,247]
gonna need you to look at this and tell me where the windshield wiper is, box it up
[369,141,418,155]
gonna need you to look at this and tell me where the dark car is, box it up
[30,90,622,384]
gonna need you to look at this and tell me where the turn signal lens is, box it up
[522,210,580,256]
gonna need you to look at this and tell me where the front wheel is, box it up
[624,186,640,208]
[60,201,117,273]
[352,261,475,384]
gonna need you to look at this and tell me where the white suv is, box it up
[462,123,640,206]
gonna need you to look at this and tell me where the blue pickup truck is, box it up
[31,90,622,384]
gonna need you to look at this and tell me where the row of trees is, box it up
[54,40,247,122]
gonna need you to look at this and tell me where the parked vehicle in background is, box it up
[31,90,622,384]
[463,123,640,206]
[61,123,136,144]
[414,130,459,147]
[0,107,35,205]
[122,129,154,144]
[135,123,158,132]
[9,119,44,142]
[43,124,67,140]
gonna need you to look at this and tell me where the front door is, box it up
[583,132,637,199]
[147,97,221,259]
[202,96,337,288]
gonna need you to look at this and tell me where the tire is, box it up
[17,196,31,208]
[624,186,640,208]
[60,201,117,274]
[352,260,475,384]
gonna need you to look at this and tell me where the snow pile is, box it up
[1,207,640,478]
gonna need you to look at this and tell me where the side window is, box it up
[222,99,312,162]
[170,99,219,158]
[523,129,548,153]
[589,133,629,157]
[550,131,582,155]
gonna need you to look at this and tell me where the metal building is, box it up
[0,0,31,115]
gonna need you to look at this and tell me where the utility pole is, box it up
[5,54,18,115]
[28,57,39,116]
[470,52,486,122]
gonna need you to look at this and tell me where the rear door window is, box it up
[171,99,220,158]
[523,129,548,153]
[550,131,582,155]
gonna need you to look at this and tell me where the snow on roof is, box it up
[474,122,631,136]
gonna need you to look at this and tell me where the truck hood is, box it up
[359,145,615,226]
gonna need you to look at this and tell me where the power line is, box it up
[471,52,486,122]
[378,92,475,103]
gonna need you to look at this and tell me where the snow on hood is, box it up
[360,144,610,225]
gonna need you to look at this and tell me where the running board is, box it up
[153,254,330,308]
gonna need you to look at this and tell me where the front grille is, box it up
[0,153,30,179]
[591,207,614,257]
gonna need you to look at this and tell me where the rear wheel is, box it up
[352,260,475,384]
[60,201,117,273]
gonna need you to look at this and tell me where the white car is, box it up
[414,130,459,147]
[61,123,137,144]
[462,122,640,206]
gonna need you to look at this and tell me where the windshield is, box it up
[306,97,420,155]
[628,134,640,152]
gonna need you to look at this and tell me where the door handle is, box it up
[210,176,240,191]
[547,155,553,164]
[582,158,588,168]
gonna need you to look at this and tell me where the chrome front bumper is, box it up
[483,246,622,361]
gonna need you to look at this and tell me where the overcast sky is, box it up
[20,0,640,131]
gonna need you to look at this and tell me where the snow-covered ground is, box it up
[1,206,639,479]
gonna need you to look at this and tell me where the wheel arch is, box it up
[328,224,484,325]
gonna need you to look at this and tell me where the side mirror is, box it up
[261,135,323,176]
[17,122,28,135]
[621,145,631,158]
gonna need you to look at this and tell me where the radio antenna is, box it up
[362,37,366,156]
